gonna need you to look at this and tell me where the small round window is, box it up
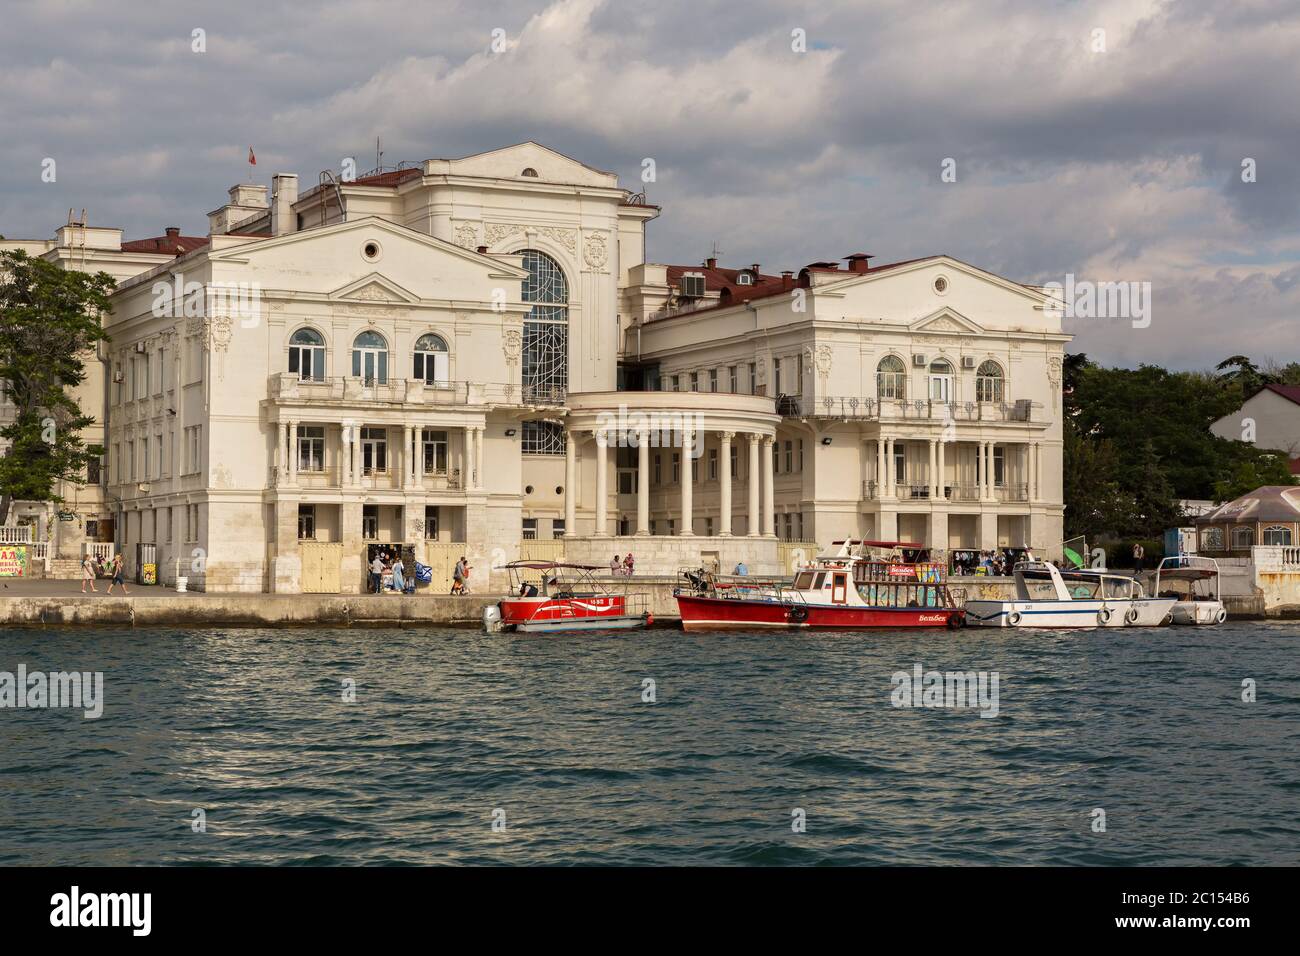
[362,241,382,262]
[933,276,949,294]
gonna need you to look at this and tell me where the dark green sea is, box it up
[1,622,1297,865]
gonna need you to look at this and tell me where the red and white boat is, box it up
[674,540,965,631]
[484,561,652,633]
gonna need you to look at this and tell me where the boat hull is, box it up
[964,598,1176,628]
[1169,600,1227,625]
[676,594,961,630]
[499,595,648,633]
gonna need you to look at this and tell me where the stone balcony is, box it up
[780,394,1043,424]
[267,374,565,409]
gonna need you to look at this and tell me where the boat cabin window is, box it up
[793,571,815,589]
[812,572,826,590]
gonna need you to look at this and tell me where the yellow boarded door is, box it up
[300,542,343,593]
[421,543,468,592]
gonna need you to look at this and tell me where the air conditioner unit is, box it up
[912,353,927,367]
[961,356,976,369]
[680,273,706,298]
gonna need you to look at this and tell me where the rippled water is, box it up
[1,621,1297,865]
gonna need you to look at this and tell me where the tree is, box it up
[0,249,115,526]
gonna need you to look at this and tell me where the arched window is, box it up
[928,359,954,403]
[976,360,1004,403]
[516,249,568,400]
[288,328,325,381]
[1200,527,1224,551]
[352,330,388,385]
[877,355,905,400]
[1231,526,1254,549]
[1263,525,1293,546]
[412,333,449,385]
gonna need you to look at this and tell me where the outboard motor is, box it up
[482,604,505,633]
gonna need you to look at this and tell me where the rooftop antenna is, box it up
[375,135,383,173]
[710,240,724,261]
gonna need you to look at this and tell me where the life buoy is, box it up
[947,613,964,630]
[1007,610,1022,626]
[1097,607,1113,625]
[788,605,809,624]
[1214,607,1228,625]
[1125,606,1140,625]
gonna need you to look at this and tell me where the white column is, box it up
[351,424,362,487]
[718,431,733,536]
[278,422,289,482]
[885,438,896,497]
[636,429,650,535]
[289,420,300,485]
[747,433,761,536]
[936,437,947,500]
[564,430,577,535]
[474,426,484,490]
[928,438,937,498]
[594,430,608,536]
[401,425,413,489]
[679,426,694,536]
[1032,442,1041,501]
[875,437,885,497]
[761,435,776,537]
[415,426,425,487]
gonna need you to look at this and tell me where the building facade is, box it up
[3,142,1069,590]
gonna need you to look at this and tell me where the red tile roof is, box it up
[1263,384,1300,406]
[664,263,788,303]
[347,168,423,188]
[121,228,209,256]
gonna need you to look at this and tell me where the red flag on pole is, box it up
[248,147,256,166]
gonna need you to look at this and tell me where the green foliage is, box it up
[0,249,115,525]
[1063,352,1297,539]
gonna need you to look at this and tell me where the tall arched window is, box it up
[928,359,954,403]
[516,249,568,401]
[412,333,449,385]
[288,328,326,381]
[1263,525,1293,546]
[1231,526,1254,549]
[877,355,905,400]
[976,360,1004,403]
[352,330,388,385]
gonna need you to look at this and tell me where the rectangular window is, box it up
[361,427,387,474]
[141,437,149,480]
[126,441,134,482]
[671,452,680,484]
[298,426,325,472]
[522,421,564,455]
[993,446,1005,486]
[185,426,202,474]
[773,357,782,394]
[728,366,738,392]
[297,504,316,540]
[424,506,440,540]
[709,369,718,392]
[653,453,661,485]
[361,505,379,540]
[669,375,679,392]
[689,372,699,392]
[708,448,718,481]
[156,434,163,478]
[551,519,565,540]
[730,445,738,480]
[748,363,756,393]
[422,429,448,474]
[87,457,101,486]
[522,517,538,540]
[784,440,793,473]
[798,439,804,472]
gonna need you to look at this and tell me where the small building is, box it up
[1209,385,1300,475]
[1194,485,1300,554]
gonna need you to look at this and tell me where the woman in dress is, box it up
[81,554,98,594]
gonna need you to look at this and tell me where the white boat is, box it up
[964,560,1176,628]
[1153,556,1227,625]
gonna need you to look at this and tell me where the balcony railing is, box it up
[781,395,1040,423]
[268,375,566,408]
[0,526,33,544]
[269,465,465,492]
[862,481,1031,502]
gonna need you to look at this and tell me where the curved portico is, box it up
[560,390,782,573]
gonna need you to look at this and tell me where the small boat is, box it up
[964,560,1176,628]
[1153,556,1227,625]
[484,561,652,633]
[674,539,966,631]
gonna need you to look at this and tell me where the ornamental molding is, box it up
[483,222,578,255]
[583,231,609,270]
[453,221,479,250]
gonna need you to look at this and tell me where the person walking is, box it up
[81,554,98,594]
[105,552,129,595]
[390,554,405,594]
[369,553,384,593]
[1132,541,1145,574]
[451,556,466,595]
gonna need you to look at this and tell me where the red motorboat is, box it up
[674,540,965,631]
[485,561,652,633]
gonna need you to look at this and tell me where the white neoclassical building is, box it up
[2,142,1068,591]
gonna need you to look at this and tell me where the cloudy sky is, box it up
[1,0,1297,369]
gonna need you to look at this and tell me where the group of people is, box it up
[951,550,1015,576]
[368,549,415,595]
[80,552,128,594]
[609,553,635,576]
[451,556,473,594]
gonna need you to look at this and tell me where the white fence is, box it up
[1252,545,1300,571]
[85,542,116,563]
[1,526,34,544]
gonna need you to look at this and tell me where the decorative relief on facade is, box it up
[814,344,833,376]
[583,231,609,269]
[502,328,522,365]
[352,282,401,302]
[453,222,479,249]
[1047,356,1062,410]
[483,222,577,255]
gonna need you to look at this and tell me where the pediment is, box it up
[329,273,421,304]
[909,308,985,335]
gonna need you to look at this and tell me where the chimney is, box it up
[844,252,874,274]
[705,257,717,270]
[271,173,299,237]
[751,263,761,276]
[165,226,180,239]
[781,271,794,291]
